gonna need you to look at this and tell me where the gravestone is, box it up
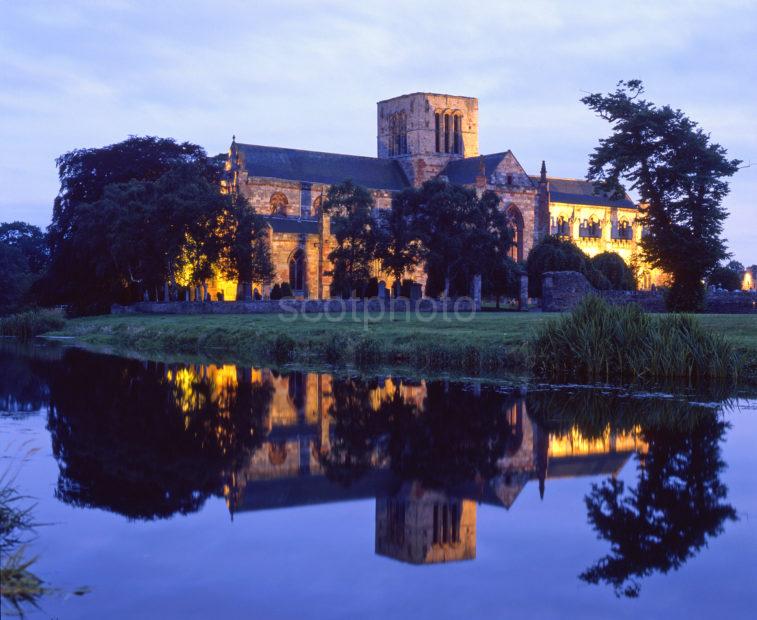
[519,275,528,311]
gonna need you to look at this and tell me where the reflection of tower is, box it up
[375,482,476,564]
[535,423,550,499]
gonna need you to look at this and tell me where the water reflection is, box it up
[0,344,737,595]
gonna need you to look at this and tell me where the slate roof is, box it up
[266,217,319,235]
[530,176,636,209]
[441,152,535,186]
[236,143,410,191]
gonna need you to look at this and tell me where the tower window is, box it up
[388,112,408,156]
[453,115,462,154]
[435,112,441,152]
[444,114,451,153]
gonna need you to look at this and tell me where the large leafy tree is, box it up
[323,180,379,298]
[376,188,423,295]
[218,194,275,300]
[582,80,741,311]
[0,222,49,313]
[413,179,515,298]
[46,136,223,313]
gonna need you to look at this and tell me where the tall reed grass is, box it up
[0,309,65,340]
[532,296,738,383]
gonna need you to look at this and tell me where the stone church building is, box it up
[215,92,661,300]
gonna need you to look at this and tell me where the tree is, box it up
[708,265,741,291]
[323,181,379,298]
[590,252,636,291]
[526,236,589,297]
[413,179,478,297]
[0,222,49,313]
[726,260,744,274]
[376,189,423,295]
[582,80,741,311]
[218,194,275,300]
[46,136,221,314]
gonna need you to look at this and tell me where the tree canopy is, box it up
[0,222,49,314]
[582,80,741,311]
[45,137,229,313]
[323,180,380,298]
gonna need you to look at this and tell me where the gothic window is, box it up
[556,216,571,237]
[270,192,288,217]
[580,217,602,238]
[444,113,451,153]
[617,219,632,240]
[289,249,305,291]
[506,205,524,262]
[388,112,408,156]
[312,195,322,217]
[435,112,441,152]
[453,114,462,154]
[506,173,513,186]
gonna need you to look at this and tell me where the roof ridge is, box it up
[236,142,389,163]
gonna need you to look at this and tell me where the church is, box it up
[215,92,662,300]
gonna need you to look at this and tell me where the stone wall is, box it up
[112,298,479,315]
[541,270,757,313]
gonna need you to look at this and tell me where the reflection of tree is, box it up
[581,412,736,597]
[43,349,272,519]
[320,379,517,490]
[387,383,515,488]
[0,342,56,414]
[318,378,397,485]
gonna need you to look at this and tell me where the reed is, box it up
[0,309,65,340]
[532,296,739,383]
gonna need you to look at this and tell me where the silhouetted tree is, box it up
[323,181,379,298]
[582,80,741,311]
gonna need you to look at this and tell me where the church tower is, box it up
[377,93,479,186]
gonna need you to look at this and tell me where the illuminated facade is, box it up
[218,92,663,299]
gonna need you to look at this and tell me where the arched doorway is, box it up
[289,249,305,292]
[506,205,524,262]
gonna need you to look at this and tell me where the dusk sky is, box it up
[1,0,755,263]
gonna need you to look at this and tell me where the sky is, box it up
[1,0,755,263]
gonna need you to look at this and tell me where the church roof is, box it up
[441,152,536,186]
[265,216,319,234]
[530,176,636,209]
[235,143,410,191]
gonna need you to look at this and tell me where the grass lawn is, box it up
[48,311,757,379]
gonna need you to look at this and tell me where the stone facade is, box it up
[216,91,661,301]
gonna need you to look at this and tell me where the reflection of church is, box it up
[177,366,644,565]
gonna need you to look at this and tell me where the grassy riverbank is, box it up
[45,311,757,380]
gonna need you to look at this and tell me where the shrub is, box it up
[364,277,379,299]
[590,252,636,291]
[269,283,282,300]
[0,308,65,340]
[526,236,588,297]
[280,282,293,298]
[532,295,737,383]
[708,266,741,291]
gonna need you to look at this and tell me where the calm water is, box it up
[1,342,756,619]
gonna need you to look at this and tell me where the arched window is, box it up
[270,192,288,217]
[453,114,462,154]
[388,112,408,156]
[289,249,305,291]
[444,113,451,153]
[311,195,322,217]
[580,217,601,238]
[435,112,441,152]
[506,205,524,262]
[617,219,632,240]
[556,216,571,237]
